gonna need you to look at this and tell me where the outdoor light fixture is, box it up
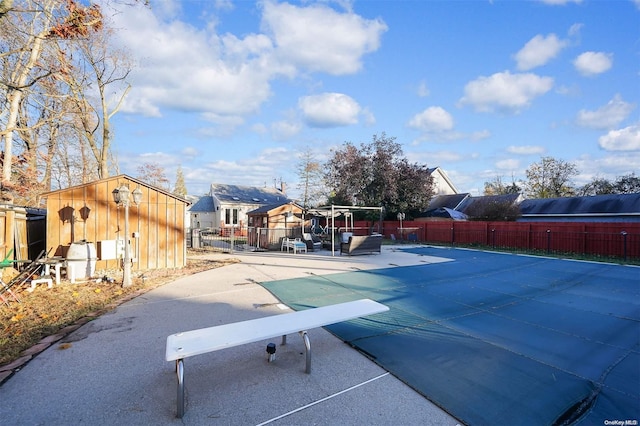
[112,185,142,287]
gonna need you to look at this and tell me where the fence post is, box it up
[230,226,235,254]
[451,225,455,246]
[546,229,551,254]
[621,231,628,262]
[492,229,496,249]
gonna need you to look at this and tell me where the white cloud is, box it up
[109,1,385,122]
[576,94,635,129]
[459,71,554,113]
[408,107,454,132]
[214,0,234,11]
[260,0,387,75]
[298,93,362,127]
[193,146,298,190]
[496,159,520,170]
[271,120,302,140]
[574,51,613,76]
[506,145,546,155]
[407,150,463,164]
[417,80,430,97]
[111,6,275,118]
[568,23,583,37]
[598,125,640,151]
[514,34,568,71]
[470,130,492,141]
[361,107,376,126]
[181,147,200,158]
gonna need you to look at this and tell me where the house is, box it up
[518,193,640,223]
[428,167,458,195]
[42,175,190,273]
[190,183,291,231]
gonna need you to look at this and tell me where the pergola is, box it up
[306,204,384,256]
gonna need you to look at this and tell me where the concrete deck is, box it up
[0,246,460,425]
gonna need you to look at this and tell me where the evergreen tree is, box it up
[173,165,187,197]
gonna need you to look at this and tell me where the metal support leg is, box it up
[176,359,185,418]
[300,331,311,374]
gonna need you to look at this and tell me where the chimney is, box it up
[280,181,286,194]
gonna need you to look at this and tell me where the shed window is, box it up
[225,208,238,225]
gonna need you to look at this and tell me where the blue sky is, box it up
[107,0,640,199]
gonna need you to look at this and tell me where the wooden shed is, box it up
[42,175,190,273]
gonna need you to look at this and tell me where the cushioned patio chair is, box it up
[302,233,322,251]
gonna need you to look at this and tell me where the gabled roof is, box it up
[41,174,190,204]
[427,193,470,210]
[427,166,459,194]
[247,202,303,215]
[519,193,640,216]
[189,196,215,212]
[419,207,468,220]
[210,184,290,205]
[457,193,523,214]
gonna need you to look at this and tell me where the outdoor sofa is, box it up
[340,234,383,256]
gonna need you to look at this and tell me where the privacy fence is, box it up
[189,220,639,262]
[375,220,640,262]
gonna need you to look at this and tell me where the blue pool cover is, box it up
[260,247,639,425]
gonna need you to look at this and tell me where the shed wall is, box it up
[46,177,187,272]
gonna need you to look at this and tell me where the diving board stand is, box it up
[165,298,389,418]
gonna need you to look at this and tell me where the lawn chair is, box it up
[0,250,47,305]
[0,249,21,305]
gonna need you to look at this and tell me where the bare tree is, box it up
[579,173,640,195]
[295,147,325,208]
[484,175,522,195]
[524,156,578,198]
[0,0,102,190]
[61,16,131,179]
[136,162,169,190]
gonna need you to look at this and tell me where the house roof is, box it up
[426,193,470,210]
[189,196,215,212]
[427,166,459,194]
[519,193,640,216]
[41,174,191,204]
[247,202,304,215]
[419,207,468,220]
[457,193,523,214]
[210,184,290,205]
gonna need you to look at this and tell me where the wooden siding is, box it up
[0,205,28,261]
[45,176,187,272]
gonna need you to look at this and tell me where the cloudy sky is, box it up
[106,0,640,199]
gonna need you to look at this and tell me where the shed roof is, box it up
[210,184,290,205]
[41,174,190,204]
[519,193,640,216]
[247,202,302,215]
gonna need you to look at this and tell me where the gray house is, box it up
[189,184,291,230]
